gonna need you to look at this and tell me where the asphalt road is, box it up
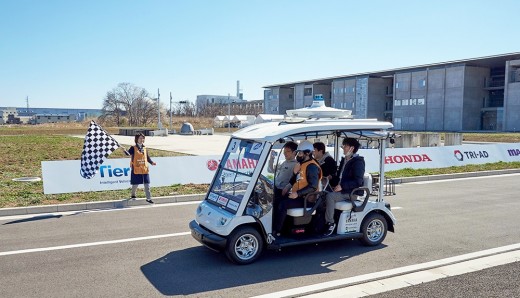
[1,174,519,297]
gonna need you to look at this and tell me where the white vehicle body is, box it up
[190,117,397,264]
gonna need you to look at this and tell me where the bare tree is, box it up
[101,89,124,125]
[100,83,162,127]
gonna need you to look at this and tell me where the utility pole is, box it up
[157,88,162,129]
[169,92,173,130]
[228,93,231,133]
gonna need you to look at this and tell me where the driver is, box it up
[267,141,298,199]
[272,140,322,237]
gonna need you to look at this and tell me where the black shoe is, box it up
[146,199,154,204]
[323,222,336,236]
[131,196,136,199]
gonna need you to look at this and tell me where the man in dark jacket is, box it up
[323,138,365,236]
[313,142,337,183]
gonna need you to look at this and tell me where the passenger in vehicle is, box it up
[272,140,323,237]
[323,138,365,236]
[313,142,337,182]
[267,141,298,199]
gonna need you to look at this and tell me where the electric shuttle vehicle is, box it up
[190,117,397,264]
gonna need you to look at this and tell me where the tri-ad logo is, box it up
[507,148,520,157]
[454,149,489,161]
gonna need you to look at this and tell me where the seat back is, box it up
[319,177,329,192]
[363,173,372,194]
[334,173,373,212]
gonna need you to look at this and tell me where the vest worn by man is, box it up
[131,146,149,175]
[291,159,323,194]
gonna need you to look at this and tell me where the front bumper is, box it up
[189,220,227,252]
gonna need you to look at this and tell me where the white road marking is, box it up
[410,173,520,185]
[252,243,520,298]
[0,200,200,222]
[0,232,191,257]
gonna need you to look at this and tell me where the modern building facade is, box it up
[263,53,520,131]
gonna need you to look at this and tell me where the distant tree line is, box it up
[99,83,196,127]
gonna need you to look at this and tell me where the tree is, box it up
[100,83,161,127]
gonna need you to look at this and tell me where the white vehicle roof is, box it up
[232,118,394,142]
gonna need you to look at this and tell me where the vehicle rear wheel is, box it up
[225,226,264,265]
[360,213,387,246]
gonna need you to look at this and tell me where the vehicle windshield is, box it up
[206,138,264,214]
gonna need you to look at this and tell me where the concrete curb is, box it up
[0,193,205,217]
[393,168,520,184]
[2,169,520,217]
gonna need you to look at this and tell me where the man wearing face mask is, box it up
[272,140,322,237]
[323,138,365,236]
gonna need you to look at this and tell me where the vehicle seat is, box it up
[334,173,372,211]
[286,177,328,217]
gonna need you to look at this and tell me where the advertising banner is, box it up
[42,143,520,194]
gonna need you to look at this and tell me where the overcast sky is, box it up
[1,0,519,109]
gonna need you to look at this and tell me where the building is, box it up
[196,95,243,107]
[263,52,520,132]
[0,107,103,125]
[33,114,75,124]
[0,107,18,124]
[196,95,263,116]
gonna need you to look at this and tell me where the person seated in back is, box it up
[323,138,365,236]
[272,140,322,237]
[313,142,337,186]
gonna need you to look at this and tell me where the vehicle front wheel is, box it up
[225,226,264,265]
[360,213,387,246]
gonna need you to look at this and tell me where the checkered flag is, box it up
[80,120,121,179]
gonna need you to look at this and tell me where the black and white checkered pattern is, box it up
[80,120,121,179]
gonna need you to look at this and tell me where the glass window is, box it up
[304,88,312,96]
[394,117,401,129]
[417,98,425,105]
[402,99,409,106]
[206,139,263,214]
[394,99,401,106]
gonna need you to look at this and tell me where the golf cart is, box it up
[189,117,397,264]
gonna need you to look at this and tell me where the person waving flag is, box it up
[80,120,126,179]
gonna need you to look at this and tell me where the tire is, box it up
[225,226,264,265]
[360,213,387,246]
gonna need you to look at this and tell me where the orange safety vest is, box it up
[291,159,322,194]
[131,146,149,175]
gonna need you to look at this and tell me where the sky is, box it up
[1,0,519,109]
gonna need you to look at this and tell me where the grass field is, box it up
[1,123,520,208]
[0,134,208,208]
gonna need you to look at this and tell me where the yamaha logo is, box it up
[207,159,219,171]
